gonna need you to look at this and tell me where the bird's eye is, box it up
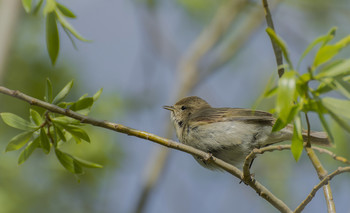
[181,106,187,110]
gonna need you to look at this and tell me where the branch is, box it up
[0,86,292,212]
[243,144,350,181]
[304,113,336,212]
[243,145,291,182]
[262,0,284,77]
[294,166,350,213]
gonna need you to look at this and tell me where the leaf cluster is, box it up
[263,27,350,161]
[1,79,103,175]
[21,0,90,65]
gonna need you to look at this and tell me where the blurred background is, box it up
[0,0,349,212]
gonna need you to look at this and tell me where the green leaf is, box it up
[313,35,350,68]
[263,87,277,98]
[56,3,76,18]
[33,0,44,15]
[46,78,53,103]
[40,128,51,154]
[322,97,350,119]
[272,118,286,132]
[1,112,38,130]
[30,109,43,126]
[22,0,32,13]
[314,100,334,143]
[59,124,90,143]
[56,10,90,42]
[55,149,84,174]
[70,97,94,115]
[74,156,103,168]
[52,116,80,125]
[93,88,103,101]
[18,137,40,165]
[315,59,350,79]
[314,78,335,95]
[6,131,34,152]
[333,78,350,99]
[53,123,66,142]
[43,0,56,15]
[313,45,339,67]
[302,99,327,113]
[276,71,296,123]
[266,27,293,69]
[298,27,336,69]
[46,12,60,65]
[291,115,303,161]
[52,80,74,104]
[327,110,350,133]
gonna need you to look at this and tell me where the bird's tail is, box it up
[302,130,332,147]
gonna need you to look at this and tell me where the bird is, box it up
[163,96,331,169]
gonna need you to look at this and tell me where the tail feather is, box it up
[302,130,332,147]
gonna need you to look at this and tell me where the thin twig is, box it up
[261,0,284,77]
[304,113,336,212]
[294,166,350,213]
[0,86,292,212]
[312,147,350,165]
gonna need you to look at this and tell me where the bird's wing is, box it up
[189,108,275,125]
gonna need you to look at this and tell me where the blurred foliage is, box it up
[0,14,122,213]
[20,0,89,65]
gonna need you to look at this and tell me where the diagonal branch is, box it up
[0,85,292,212]
[294,166,350,213]
[304,113,336,212]
[262,0,284,77]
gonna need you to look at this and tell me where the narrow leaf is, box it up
[55,149,84,174]
[43,0,56,15]
[327,110,350,133]
[333,78,350,99]
[93,88,103,101]
[33,0,43,15]
[74,157,103,168]
[46,12,60,65]
[315,59,350,79]
[56,10,90,42]
[266,27,293,69]
[40,129,51,154]
[52,80,74,104]
[30,109,43,126]
[272,118,286,132]
[52,116,80,125]
[276,71,296,123]
[6,131,34,152]
[65,126,90,143]
[313,35,350,68]
[58,123,90,143]
[46,78,53,103]
[1,112,37,130]
[298,27,337,69]
[315,101,334,143]
[313,45,339,67]
[69,97,93,115]
[291,115,303,161]
[22,0,32,13]
[53,123,66,142]
[322,97,350,119]
[18,137,40,165]
[56,3,76,18]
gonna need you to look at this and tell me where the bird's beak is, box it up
[163,105,175,111]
